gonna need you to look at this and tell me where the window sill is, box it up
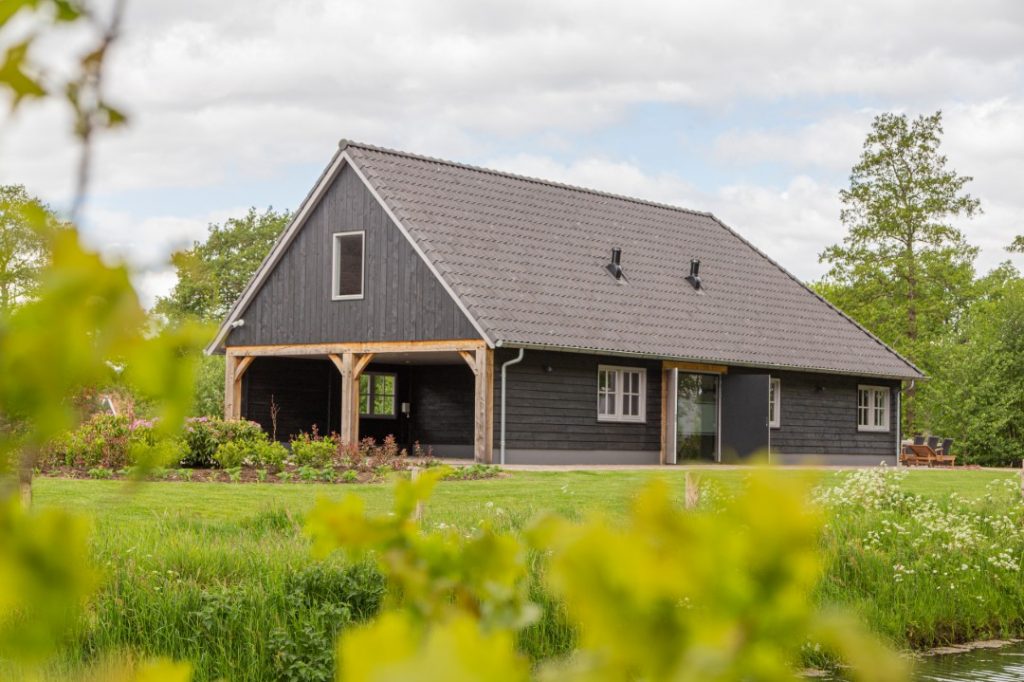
[332,294,364,301]
[857,425,890,433]
[597,416,647,424]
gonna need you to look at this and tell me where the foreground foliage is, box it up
[306,468,907,682]
[24,469,1022,680]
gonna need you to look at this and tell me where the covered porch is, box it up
[223,340,493,462]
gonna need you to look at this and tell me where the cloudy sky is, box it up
[4,0,1023,306]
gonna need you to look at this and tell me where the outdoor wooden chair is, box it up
[934,438,956,467]
[913,435,926,446]
[903,444,939,467]
[926,436,940,451]
[901,444,931,467]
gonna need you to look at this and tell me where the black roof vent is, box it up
[686,258,702,290]
[606,247,625,281]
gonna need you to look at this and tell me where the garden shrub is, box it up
[214,439,287,470]
[213,441,247,469]
[252,441,288,472]
[45,414,157,470]
[291,430,337,468]
[180,417,266,467]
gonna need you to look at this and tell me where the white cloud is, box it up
[1,0,1022,304]
[484,153,1023,282]
[5,0,1023,199]
[79,205,248,306]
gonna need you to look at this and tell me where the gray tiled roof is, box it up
[344,141,922,379]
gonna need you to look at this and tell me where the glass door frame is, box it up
[663,363,726,465]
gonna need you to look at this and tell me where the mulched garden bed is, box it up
[37,462,505,484]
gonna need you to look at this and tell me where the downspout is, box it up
[500,348,525,465]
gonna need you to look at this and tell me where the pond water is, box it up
[912,643,1024,681]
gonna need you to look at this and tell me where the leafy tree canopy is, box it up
[155,207,290,323]
[818,111,981,361]
[0,185,66,314]
[1010,235,1024,253]
[915,268,1024,465]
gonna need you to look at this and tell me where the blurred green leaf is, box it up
[0,41,47,106]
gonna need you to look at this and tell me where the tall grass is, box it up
[816,468,1024,648]
[33,469,1024,680]
[59,508,384,681]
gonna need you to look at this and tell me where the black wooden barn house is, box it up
[207,141,923,466]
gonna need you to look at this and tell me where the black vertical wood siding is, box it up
[492,349,662,452]
[243,357,474,450]
[410,365,475,447]
[732,367,899,458]
[227,164,480,346]
[242,357,338,439]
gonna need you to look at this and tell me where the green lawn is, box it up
[36,466,1016,527]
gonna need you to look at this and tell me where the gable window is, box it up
[360,372,396,418]
[332,231,365,300]
[857,385,890,432]
[597,365,646,423]
[769,377,781,429]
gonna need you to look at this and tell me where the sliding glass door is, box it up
[676,373,718,462]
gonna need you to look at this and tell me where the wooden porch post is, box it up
[224,353,238,419]
[474,347,494,464]
[224,353,255,420]
[330,351,376,445]
[660,367,669,465]
[331,352,355,445]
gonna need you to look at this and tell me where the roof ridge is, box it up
[338,138,715,220]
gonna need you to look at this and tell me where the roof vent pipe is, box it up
[686,258,702,290]
[606,247,624,280]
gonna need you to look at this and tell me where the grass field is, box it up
[38,466,1016,525]
[28,467,1024,681]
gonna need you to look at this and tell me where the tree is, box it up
[915,268,1024,465]
[1010,235,1024,253]
[0,185,64,313]
[155,207,290,323]
[818,111,981,426]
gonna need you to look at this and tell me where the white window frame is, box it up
[769,377,781,429]
[360,372,397,419]
[331,230,365,300]
[596,365,646,423]
[857,385,890,432]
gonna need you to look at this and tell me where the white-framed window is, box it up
[360,372,396,418]
[597,365,646,423]
[857,385,890,432]
[769,377,781,429]
[332,231,365,300]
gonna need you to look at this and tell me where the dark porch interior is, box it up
[240,355,475,458]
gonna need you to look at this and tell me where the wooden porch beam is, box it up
[224,354,239,419]
[662,360,728,374]
[458,350,478,375]
[327,353,345,374]
[227,339,486,357]
[473,347,494,464]
[353,352,375,379]
[660,367,669,465]
[339,352,356,445]
[233,355,255,384]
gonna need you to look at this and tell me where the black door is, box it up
[720,374,770,462]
